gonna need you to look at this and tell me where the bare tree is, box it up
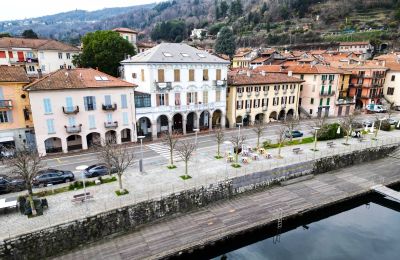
[175,140,196,178]
[385,101,395,119]
[284,116,299,142]
[4,146,44,216]
[230,135,246,165]
[162,130,179,168]
[340,112,359,145]
[252,121,266,149]
[96,137,135,192]
[214,127,224,158]
[276,126,287,158]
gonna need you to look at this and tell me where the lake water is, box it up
[211,196,400,260]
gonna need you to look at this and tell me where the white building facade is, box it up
[121,43,230,139]
[25,68,137,156]
[0,37,80,76]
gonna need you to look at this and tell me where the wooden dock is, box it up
[56,157,400,260]
[371,185,400,202]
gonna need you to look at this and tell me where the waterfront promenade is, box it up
[56,156,400,259]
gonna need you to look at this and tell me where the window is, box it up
[391,75,395,81]
[237,87,243,93]
[0,51,6,58]
[245,100,251,109]
[187,92,197,104]
[175,93,181,106]
[0,111,11,123]
[135,94,151,108]
[158,69,165,82]
[68,117,76,127]
[326,98,330,106]
[122,112,129,126]
[273,97,279,106]
[156,93,167,106]
[254,86,260,92]
[263,86,269,92]
[89,115,96,129]
[274,85,279,91]
[254,99,260,108]
[58,53,63,59]
[104,95,111,105]
[162,52,173,57]
[203,91,208,104]
[132,73,137,79]
[141,69,145,81]
[67,65,72,69]
[300,85,303,91]
[189,69,195,81]
[300,74,304,80]
[319,99,323,106]
[28,65,35,72]
[387,87,395,95]
[121,94,128,109]
[107,113,113,123]
[84,96,96,111]
[216,90,221,102]
[65,97,74,111]
[246,87,253,92]
[46,119,55,134]
[313,75,317,81]
[216,69,221,80]
[43,98,52,114]
[262,98,268,107]
[59,65,64,69]
[174,69,180,82]
[66,53,71,59]
[236,100,243,110]
[310,98,314,105]
[203,69,209,81]
[8,51,13,58]
[310,109,313,115]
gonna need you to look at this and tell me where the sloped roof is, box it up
[25,68,135,91]
[339,41,370,46]
[0,66,29,83]
[254,64,342,74]
[121,43,230,64]
[228,71,304,86]
[0,37,79,52]
[112,27,139,34]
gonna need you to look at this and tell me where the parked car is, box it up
[387,118,398,125]
[366,104,386,113]
[362,120,373,127]
[285,130,303,138]
[84,164,117,178]
[33,169,75,187]
[0,176,25,194]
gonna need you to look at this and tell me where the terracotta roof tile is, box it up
[254,64,342,74]
[112,27,139,34]
[25,68,136,91]
[0,37,79,52]
[228,71,304,86]
[339,41,369,46]
[0,66,29,82]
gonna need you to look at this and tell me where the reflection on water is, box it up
[215,200,400,260]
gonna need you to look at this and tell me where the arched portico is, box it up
[66,135,82,151]
[44,137,62,154]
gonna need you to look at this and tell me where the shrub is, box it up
[377,120,391,131]
[115,189,129,196]
[318,123,344,141]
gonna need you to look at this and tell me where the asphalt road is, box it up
[0,113,396,180]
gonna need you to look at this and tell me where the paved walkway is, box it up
[0,130,399,240]
[55,156,400,259]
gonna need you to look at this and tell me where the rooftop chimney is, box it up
[247,70,251,77]
[261,71,266,76]
[37,69,42,79]
[288,71,293,77]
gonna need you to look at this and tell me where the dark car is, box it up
[285,130,303,138]
[0,176,25,194]
[33,169,75,187]
[84,164,116,178]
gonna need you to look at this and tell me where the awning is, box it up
[0,136,14,143]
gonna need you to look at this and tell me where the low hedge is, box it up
[317,123,344,141]
[376,120,392,131]
[263,136,314,149]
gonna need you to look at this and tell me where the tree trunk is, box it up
[185,161,188,177]
[118,173,123,191]
[235,151,238,164]
[27,186,37,216]
[170,150,174,166]
[257,136,260,149]
[217,143,220,156]
[278,144,282,157]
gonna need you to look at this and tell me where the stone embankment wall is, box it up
[0,145,397,259]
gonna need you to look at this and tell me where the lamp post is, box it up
[224,141,231,179]
[137,136,145,173]
[76,165,88,215]
[375,117,386,139]
[236,122,243,154]
[313,127,321,151]
[193,128,199,149]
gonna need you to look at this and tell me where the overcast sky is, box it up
[1,0,158,21]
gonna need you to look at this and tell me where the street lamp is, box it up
[137,136,145,173]
[193,128,199,149]
[76,165,88,215]
[313,127,321,151]
[375,117,386,139]
[223,141,231,178]
[236,122,243,153]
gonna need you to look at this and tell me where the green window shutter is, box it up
[319,99,323,106]
[327,98,330,106]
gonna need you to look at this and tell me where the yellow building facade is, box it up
[227,71,304,128]
[0,66,34,149]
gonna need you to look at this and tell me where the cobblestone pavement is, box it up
[0,129,399,240]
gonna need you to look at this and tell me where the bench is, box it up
[292,148,303,154]
[327,141,336,148]
[71,192,93,203]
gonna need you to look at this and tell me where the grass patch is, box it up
[310,149,319,152]
[180,175,192,180]
[115,189,129,196]
[214,155,223,159]
[167,165,177,169]
[263,137,314,149]
[231,163,241,168]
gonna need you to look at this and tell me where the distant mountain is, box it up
[0,4,156,44]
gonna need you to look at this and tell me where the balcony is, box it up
[262,106,268,111]
[105,121,118,128]
[212,80,227,87]
[65,124,82,134]
[102,103,117,111]
[274,90,279,95]
[319,91,335,97]
[238,92,243,98]
[154,81,172,91]
[246,92,251,97]
[246,108,251,113]
[62,106,79,115]
[335,98,355,105]
[0,100,12,109]
[283,89,287,94]
[255,91,260,96]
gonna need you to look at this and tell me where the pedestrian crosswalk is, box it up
[146,143,180,161]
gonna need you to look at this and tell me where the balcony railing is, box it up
[65,124,82,134]
[238,92,243,98]
[104,121,118,128]
[62,106,79,115]
[154,81,172,90]
[0,100,12,109]
[262,106,268,111]
[102,103,117,111]
[212,80,227,87]
[135,102,226,115]
[274,90,279,95]
[335,98,356,105]
[246,108,251,113]
[320,91,335,97]
[246,92,251,97]
[255,91,260,96]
